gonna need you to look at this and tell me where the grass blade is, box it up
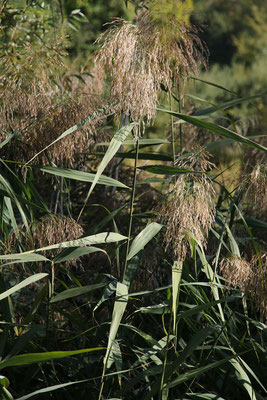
[189,76,239,95]
[96,138,169,146]
[0,347,104,369]
[126,222,162,261]
[104,282,128,368]
[139,165,207,175]
[0,232,127,258]
[53,246,107,264]
[157,108,267,152]
[78,123,135,220]
[0,274,48,301]
[99,283,128,399]
[165,353,244,390]
[15,380,90,400]
[0,254,49,268]
[172,261,183,335]
[229,358,256,400]
[35,165,129,189]
[51,283,106,303]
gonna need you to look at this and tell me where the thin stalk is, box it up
[172,260,183,347]
[178,82,183,152]
[169,92,176,166]
[123,134,139,280]
[46,262,55,345]
[158,316,172,400]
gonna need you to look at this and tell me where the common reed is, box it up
[158,149,215,261]
[246,164,267,219]
[95,7,206,129]
[5,215,84,268]
[0,39,107,165]
[220,254,267,318]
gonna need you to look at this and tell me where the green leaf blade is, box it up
[127,222,162,261]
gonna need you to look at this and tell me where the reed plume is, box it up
[95,5,207,129]
[158,149,215,261]
[220,254,267,318]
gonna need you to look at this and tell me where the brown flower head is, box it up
[158,149,215,261]
[95,6,206,129]
[5,215,84,268]
[220,254,267,318]
[246,164,267,219]
[0,40,107,165]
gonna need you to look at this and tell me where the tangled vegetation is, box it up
[0,1,266,399]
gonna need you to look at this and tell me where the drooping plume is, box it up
[158,149,215,261]
[95,4,207,128]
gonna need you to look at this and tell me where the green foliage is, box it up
[0,1,266,399]
[62,0,131,57]
[192,0,267,121]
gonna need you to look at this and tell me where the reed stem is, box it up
[123,133,140,280]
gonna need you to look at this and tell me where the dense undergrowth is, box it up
[0,1,266,399]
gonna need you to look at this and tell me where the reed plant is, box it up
[0,1,266,399]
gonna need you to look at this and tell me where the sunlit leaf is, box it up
[127,222,162,260]
[51,283,106,303]
[0,348,104,369]
[0,274,48,302]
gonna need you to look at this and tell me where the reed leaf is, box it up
[0,232,127,258]
[0,347,104,369]
[51,283,107,303]
[104,282,128,369]
[78,123,135,220]
[172,261,183,335]
[35,165,129,189]
[126,222,162,261]
[157,108,267,152]
[0,274,48,302]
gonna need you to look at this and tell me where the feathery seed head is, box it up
[6,215,84,269]
[220,254,267,318]
[158,149,215,261]
[0,73,106,165]
[95,7,206,130]
[247,164,267,218]
[220,256,252,290]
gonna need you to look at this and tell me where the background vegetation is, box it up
[0,0,266,399]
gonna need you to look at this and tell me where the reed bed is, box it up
[0,1,266,399]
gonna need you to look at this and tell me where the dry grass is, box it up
[0,82,106,166]
[0,39,108,165]
[220,254,267,318]
[95,9,207,129]
[5,215,84,268]
[246,164,267,219]
[158,149,215,261]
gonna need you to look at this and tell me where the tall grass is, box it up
[0,1,266,399]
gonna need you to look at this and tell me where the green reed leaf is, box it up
[0,348,104,369]
[78,123,135,220]
[172,261,183,334]
[0,232,127,258]
[127,222,162,261]
[157,108,267,152]
[87,123,135,197]
[104,282,128,370]
[15,380,90,400]
[51,283,106,303]
[53,246,107,263]
[0,274,48,301]
[35,165,129,189]
[139,165,207,175]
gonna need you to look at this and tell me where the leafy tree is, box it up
[191,0,267,121]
